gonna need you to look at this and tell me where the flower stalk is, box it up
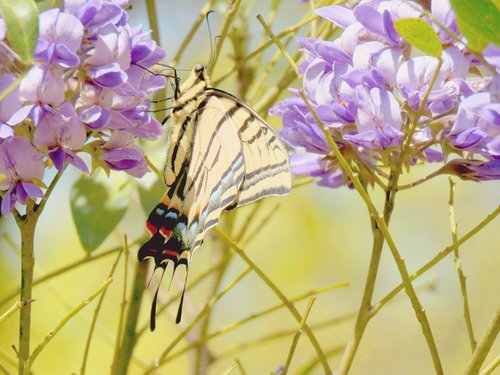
[111,260,148,375]
[17,201,38,375]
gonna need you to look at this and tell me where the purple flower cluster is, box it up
[0,0,166,216]
[272,0,500,188]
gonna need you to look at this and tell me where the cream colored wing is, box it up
[207,89,292,207]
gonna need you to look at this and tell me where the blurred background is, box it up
[0,1,499,374]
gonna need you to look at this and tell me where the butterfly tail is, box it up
[139,201,191,328]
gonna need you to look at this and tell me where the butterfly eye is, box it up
[194,64,204,73]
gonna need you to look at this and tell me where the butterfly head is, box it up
[173,64,211,108]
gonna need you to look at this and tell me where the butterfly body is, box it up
[138,64,291,327]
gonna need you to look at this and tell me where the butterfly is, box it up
[138,64,291,330]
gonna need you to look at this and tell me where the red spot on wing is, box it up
[148,249,158,253]
[159,227,172,238]
[162,249,179,257]
[146,221,158,235]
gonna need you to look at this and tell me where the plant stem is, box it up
[448,179,476,352]
[283,297,315,374]
[480,355,500,375]
[0,239,139,309]
[81,248,124,375]
[0,301,25,325]
[215,227,332,375]
[172,0,218,66]
[338,167,398,374]
[24,278,113,374]
[111,261,148,375]
[18,202,37,375]
[143,268,252,374]
[464,306,500,374]
[337,217,385,374]
[145,0,160,44]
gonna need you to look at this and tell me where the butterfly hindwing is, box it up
[139,65,291,328]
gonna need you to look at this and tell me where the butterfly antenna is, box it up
[204,10,216,70]
[150,265,167,331]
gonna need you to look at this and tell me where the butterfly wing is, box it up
[207,89,291,207]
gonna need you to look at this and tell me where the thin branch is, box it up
[113,236,130,360]
[480,354,500,375]
[25,278,113,373]
[464,307,500,374]
[163,281,348,363]
[81,248,124,374]
[208,0,242,76]
[0,240,142,309]
[214,227,332,374]
[370,205,500,318]
[0,300,31,325]
[448,178,476,351]
[283,297,316,374]
[142,267,252,374]
[172,0,218,66]
[145,0,160,44]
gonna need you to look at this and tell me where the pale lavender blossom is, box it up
[441,159,500,181]
[33,103,88,172]
[65,0,128,35]
[100,131,148,177]
[0,74,22,139]
[0,137,45,216]
[35,9,84,68]
[13,64,66,126]
[85,24,131,87]
[0,17,6,41]
[344,86,403,150]
[448,86,500,156]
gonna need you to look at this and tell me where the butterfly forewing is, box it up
[208,90,292,206]
[138,65,291,328]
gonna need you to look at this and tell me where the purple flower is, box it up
[129,25,167,67]
[100,131,148,177]
[440,159,500,181]
[13,64,66,126]
[396,47,469,115]
[0,74,22,139]
[431,0,459,44]
[0,137,45,216]
[85,23,131,87]
[345,86,403,150]
[35,9,84,68]
[33,103,88,172]
[448,86,500,156]
[290,153,345,188]
[0,17,6,41]
[65,0,128,34]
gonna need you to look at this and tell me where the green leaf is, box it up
[70,175,130,253]
[450,0,500,52]
[138,177,165,213]
[0,0,38,65]
[394,18,443,57]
